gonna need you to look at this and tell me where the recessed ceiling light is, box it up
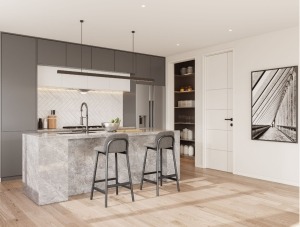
[228,29,233,32]
[176,43,180,46]
[141,4,146,8]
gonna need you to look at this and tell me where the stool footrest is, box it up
[107,182,131,188]
[143,178,157,184]
[143,171,162,175]
[93,186,105,194]
[161,174,177,181]
[95,177,116,183]
[92,182,132,195]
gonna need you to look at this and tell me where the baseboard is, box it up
[234,171,299,187]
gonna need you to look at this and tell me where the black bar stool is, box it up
[140,131,180,196]
[90,133,134,208]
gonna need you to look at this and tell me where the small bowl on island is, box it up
[102,118,121,132]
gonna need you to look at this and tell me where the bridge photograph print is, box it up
[251,66,298,143]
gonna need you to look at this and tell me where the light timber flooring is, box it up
[0,158,298,226]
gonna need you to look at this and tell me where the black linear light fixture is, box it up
[57,21,154,83]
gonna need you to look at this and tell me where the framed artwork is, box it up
[251,66,298,143]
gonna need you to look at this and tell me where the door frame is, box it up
[202,49,234,172]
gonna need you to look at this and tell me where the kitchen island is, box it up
[22,130,180,205]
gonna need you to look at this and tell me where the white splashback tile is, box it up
[38,89,123,128]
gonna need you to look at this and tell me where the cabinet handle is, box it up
[224,118,233,121]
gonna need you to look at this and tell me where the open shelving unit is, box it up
[174,60,195,159]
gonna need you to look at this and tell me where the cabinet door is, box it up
[151,56,165,86]
[135,54,150,78]
[92,47,114,71]
[67,44,92,69]
[2,34,37,131]
[1,131,23,177]
[123,81,136,127]
[38,39,66,66]
[38,65,62,88]
[115,51,134,74]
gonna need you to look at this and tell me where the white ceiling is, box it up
[0,0,298,57]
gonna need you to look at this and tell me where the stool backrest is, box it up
[155,131,174,149]
[104,133,128,153]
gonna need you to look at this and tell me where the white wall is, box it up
[166,27,299,186]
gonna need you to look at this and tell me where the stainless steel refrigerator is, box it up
[136,84,165,129]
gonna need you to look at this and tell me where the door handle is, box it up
[224,118,233,121]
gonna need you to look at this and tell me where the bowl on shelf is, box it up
[102,122,120,132]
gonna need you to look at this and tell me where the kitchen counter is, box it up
[22,130,180,205]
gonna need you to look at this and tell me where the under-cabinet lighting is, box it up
[38,87,124,94]
[141,4,146,8]
[79,89,89,94]
[57,70,155,83]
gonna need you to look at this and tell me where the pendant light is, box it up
[57,23,154,83]
[131,30,135,76]
[80,19,84,72]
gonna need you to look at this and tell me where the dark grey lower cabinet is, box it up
[1,131,23,178]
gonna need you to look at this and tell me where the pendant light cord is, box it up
[80,20,84,72]
[132,31,135,75]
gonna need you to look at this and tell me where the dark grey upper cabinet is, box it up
[135,54,150,78]
[1,131,23,177]
[92,47,114,71]
[2,34,37,131]
[67,44,92,69]
[151,56,165,86]
[115,51,134,74]
[38,39,66,66]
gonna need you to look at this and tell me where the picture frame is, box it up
[251,66,298,143]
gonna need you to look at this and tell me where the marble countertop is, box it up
[25,129,167,139]
[37,126,136,133]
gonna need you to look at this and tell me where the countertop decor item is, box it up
[102,122,120,132]
[38,118,43,129]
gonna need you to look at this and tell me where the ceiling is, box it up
[0,0,298,57]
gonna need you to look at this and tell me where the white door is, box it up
[205,51,233,172]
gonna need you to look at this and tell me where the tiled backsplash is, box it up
[38,89,123,128]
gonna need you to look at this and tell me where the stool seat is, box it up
[94,145,104,152]
[140,131,180,196]
[90,133,134,207]
[144,143,156,148]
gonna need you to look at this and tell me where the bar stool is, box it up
[90,133,134,208]
[140,131,180,196]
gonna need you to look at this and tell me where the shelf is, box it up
[175,122,195,125]
[180,139,195,142]
[174,90,195,94]
[175,73,195,77]
[175,107,195,109]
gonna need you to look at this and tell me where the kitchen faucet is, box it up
[80,102,89,133]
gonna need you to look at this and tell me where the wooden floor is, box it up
[0,158,299,227]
